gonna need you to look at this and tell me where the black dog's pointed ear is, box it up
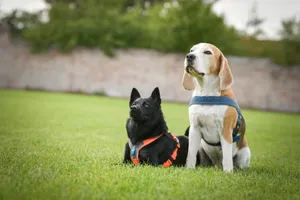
[150,87,161,105]
[130,88,141,106]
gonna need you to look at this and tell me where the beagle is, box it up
[182,43,250,172]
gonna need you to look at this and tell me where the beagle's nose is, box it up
[186,53,196,61]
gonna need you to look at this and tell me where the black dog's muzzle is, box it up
[130,105,148,122]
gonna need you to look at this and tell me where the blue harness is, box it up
[189,96,242,146]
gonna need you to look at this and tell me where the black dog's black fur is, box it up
[184,126,190,137]
[123,87,199,167]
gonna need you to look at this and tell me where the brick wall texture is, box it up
[0,32,299,113]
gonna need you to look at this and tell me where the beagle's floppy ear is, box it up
[218,53,234,91]
[182,71,195,91]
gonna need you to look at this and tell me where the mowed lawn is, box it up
[0,89,299,200]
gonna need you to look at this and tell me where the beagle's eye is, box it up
[204,50,212,55]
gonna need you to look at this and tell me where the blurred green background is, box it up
[1,0,300,66]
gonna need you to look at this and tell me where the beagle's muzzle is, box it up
[185,53,205,77]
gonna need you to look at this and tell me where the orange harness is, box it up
[129,133,180,167]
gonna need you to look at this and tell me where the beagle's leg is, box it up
[233,147,251,169]
[186,125,201,169]
[220,131,234,173]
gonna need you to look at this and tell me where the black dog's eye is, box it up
[143,102,149,108]
[204,50,212,55]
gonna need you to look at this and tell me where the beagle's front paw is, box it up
[222,162,233,173]
[186,159,196,169]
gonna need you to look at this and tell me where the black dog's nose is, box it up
[186,53,196,61]
[130,105,137,110]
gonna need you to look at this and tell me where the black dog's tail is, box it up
[184,126,190,137]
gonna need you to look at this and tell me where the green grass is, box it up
[0,89,299,200]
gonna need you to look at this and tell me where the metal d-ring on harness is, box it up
[189,96,242,146]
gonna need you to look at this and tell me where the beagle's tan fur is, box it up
[182,43,250,172]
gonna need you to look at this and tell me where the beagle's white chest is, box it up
[189,104,228,143]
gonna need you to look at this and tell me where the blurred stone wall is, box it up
[0,31,299,113]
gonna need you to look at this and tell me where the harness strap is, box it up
[162,133,180,168]
[202,134,240,146]
[189,96,241,115]
[129,132,180,167]
[130,133,163,166]
[189,96,242,146]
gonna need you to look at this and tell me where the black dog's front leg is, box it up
[123,142,132,164]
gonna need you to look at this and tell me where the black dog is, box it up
[123,87,199,167]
